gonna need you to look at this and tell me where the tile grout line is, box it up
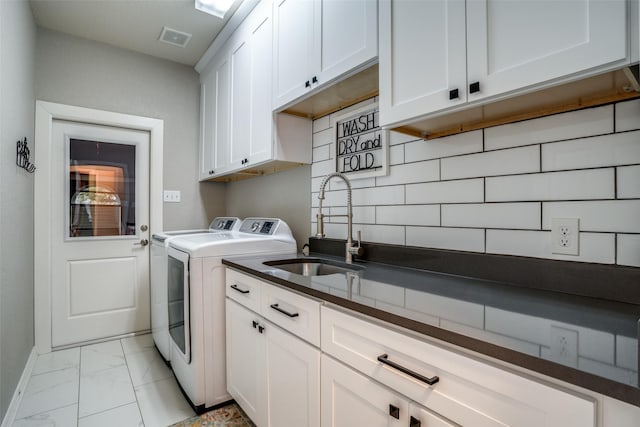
[120,338,147,426]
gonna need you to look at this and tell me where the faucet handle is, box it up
[349,230,365,257]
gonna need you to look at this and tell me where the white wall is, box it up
[311,97,640,267]
[226,165,311,249]
[0,0,36,419]
[34,28,226,231]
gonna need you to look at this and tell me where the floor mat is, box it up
[169,403,255,427]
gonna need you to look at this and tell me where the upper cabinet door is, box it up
[199,49,231,180]
[317,0,378,86]
[273,0,316,108]
[466,0,628,102]
[273,0,379,111]
[379,0,466,127]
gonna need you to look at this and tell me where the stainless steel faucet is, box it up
[316,172,364,264]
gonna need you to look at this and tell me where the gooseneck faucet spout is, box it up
[316,172,363,264]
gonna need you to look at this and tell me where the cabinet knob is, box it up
[258,324,265,334]
[469,81,480,94]
[389,404,400,419]
[449,88,459,100]
[410,416,422,427]
[209,170,214,175]
[305,80,311,88]
[312,76,318,84]
[252,320,259,329]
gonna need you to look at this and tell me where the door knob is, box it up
[140,225,148,232]
[134,239,149,247]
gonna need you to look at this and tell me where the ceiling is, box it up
[30,0,245,67]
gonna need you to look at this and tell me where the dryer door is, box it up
[168,246,191,363]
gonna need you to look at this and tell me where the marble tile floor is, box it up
[11,334,197,427]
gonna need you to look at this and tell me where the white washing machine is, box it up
[151,217,241,362]
[167,218,296,411]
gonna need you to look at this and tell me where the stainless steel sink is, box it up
[263,258,364,276]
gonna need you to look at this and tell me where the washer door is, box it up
[167,247,190,363]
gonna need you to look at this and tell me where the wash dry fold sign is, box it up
[333,102,388,179]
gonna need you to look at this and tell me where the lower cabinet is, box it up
[321,306,596,427]
[226,298,320,427]
[226,268,600,427]
[322,355,457,427]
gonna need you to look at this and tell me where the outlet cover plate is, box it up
[551,218,579,255]
[163,190,181,203]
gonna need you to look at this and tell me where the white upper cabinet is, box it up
[200,49,231,180]
[229,0,275,170]
[199,0,311,181]
[273,0,378,110]
[379,0,630,128]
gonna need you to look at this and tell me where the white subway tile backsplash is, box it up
[615,98,640,132]
[375,160,439,186]
[442,203,540,230]
[312,144,331,162]
[311,158,334,178]
[309,98,640,265]
[356,224,405,245]
[542,200,640,232]
[485,105,613,151]
[376,205,440,226]
[617,234,640,267]
[389,144,405,165]
[312,126,333,149]
[441,145,540,180]
[486,169,615,202]
[406,178,484,204]
[312,115,330,134]
[404,130,483,161]
[617,165,640,199]
[327,206,376,224]
[542,130,640,171]
[390,130,420,146]
[486,230,615,264]
[405,226,485,252]
[353,186,405,206]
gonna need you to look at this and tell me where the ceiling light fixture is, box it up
[195,0,234,18]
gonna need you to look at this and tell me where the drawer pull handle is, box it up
[230,284,249,294]
[410,416,421,427]
[389,404,400,419]
[270,303,299,318]
[377,354,439,386]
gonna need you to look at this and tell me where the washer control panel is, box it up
[209,217,239,231]
[239,218,279,235]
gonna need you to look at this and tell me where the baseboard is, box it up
[1,347,37,427]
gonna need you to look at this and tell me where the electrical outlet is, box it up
[163,190,181,203]
[551,218,579,255]
[550,325,578,367]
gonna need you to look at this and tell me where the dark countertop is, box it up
[222,253,640,407]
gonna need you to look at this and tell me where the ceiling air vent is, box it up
[159,27,192,48]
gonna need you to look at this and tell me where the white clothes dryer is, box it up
[150,217,240,362]
[167,218,296,412]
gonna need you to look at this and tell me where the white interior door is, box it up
[50,119,151,348]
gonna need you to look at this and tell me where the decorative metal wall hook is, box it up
[16,137,36,173]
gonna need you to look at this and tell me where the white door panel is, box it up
[51,120,150,348]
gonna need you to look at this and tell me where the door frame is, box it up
[34,101,163,354]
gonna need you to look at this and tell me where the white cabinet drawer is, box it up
[262,280,321,346]
[321,306,595,427]
[226,269,262,313]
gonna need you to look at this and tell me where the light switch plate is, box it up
[163,190,181,203]
[551,218,579,255]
